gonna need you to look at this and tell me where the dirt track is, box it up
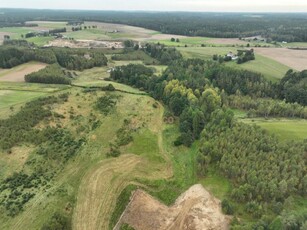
[116,184,231,230]
[73,154,142,230]
[254,47,307,71]
[72,99,172,230]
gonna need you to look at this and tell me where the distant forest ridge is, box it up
[1,9,307,42]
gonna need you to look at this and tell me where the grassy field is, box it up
[283,42,307,48]
[26,36,55,46]
[178,46,290,81]
[0,81,69,118]
[242,118,307,142]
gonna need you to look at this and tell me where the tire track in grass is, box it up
[73,154,142,230]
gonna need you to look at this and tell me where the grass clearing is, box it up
[178,46,290,81]
[242,118,307,141]
[200,168,232,200]
[0,90,47,118]
[26,36,54,46]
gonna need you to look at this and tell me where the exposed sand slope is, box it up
[116,184,231,230]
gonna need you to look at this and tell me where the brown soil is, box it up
[254,47,307,71]
[0,63,47,82]
[115,184,231,230]
[47,38,123,48]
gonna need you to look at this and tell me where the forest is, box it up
[1,9,307,41]
[110,56,307,228]
[25,64,72,84]
[0,45,108,70]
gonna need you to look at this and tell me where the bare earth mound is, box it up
[254,47,307,71]
[115,184,231,230]
[0,63,47,82]
[48,39,123,48]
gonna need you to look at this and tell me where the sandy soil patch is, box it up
[48,38,123,48]
[208,38,248,45]
[0,63,47,82]
[254,47,307,71]
[115,184,231,230]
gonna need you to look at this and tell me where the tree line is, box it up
[2,10,307,42]
[25,64,71,85]
[0,46,108,71]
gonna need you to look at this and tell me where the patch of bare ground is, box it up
[115,184,231,230]
[0,63,47,82]
[86,21,157,38]
[254,47,307,71]
[47,38,123,48]
[208,38,248,45]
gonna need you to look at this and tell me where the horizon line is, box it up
[1,7,307,14]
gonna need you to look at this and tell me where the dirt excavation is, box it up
[115,184,231,230]
[47,39,123,49]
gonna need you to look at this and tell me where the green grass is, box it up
[178,46,290,81]
[155,37,210,47]
[0,27,35,39]
[242,118,307,141]
[232,109,248,119]
[26,36,54,46]
[65,29,110,40]
[72,66,144,94]
[0,88,51,118]
[34,21,68,29]
[128,130,164,163]
[283,42,307,48]
[227,54,290,81]
[200,168,232,200]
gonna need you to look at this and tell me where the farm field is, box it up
[242,118,307,142]
[0,62,47,82]
[254,47,307,71]
[178,46,291,80]
[283,42,307,48]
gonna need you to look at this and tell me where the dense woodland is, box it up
[0,46,108,71]
[25,64,71,84]
[1,9,307,41]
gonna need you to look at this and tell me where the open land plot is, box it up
[242,118,307,142]
[115,184,230,230]
[283,42,307,48]
[0,90,47,118]
[254,47,307,71]
[0,62,47,82]
[178,46,291,80]
[207,38,248,45]
[48,38,123,48]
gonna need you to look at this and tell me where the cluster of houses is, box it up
[226,51,238,60]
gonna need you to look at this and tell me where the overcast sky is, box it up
[0,0,307,12]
